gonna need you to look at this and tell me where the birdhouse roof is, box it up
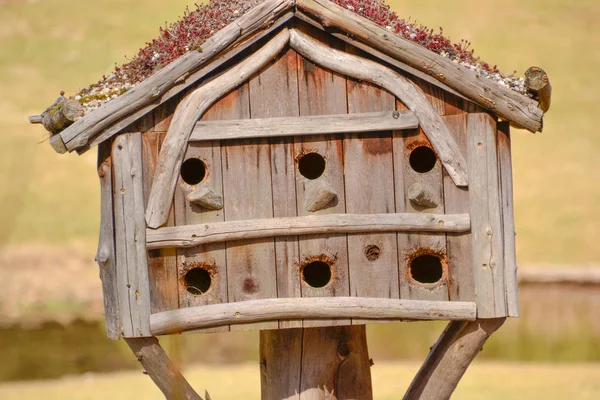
[33,0,549,154]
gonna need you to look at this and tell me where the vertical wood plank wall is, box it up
[394,100,450,302]
[142,132,178,315]
[113,133,152,337]
[498,121,519,317]
[467,113,507,318]
[174,102,229,332]
[131,28,514,327]
[295,29,350,327]
[344,46,399,324]
[221,84,279,331]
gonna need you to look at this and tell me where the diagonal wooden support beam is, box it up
[126,336,203,400]
[403,318,506,400]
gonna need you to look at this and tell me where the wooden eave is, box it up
[34,0,548,155]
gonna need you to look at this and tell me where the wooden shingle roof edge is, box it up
[29,0,550,155]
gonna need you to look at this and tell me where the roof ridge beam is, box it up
[296,0,545,132]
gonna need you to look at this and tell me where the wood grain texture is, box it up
[220,84,278,331]
[150,297,478,335]
[394,122,449,302]
[147,213,471,249]
[443,115,475,303]
[300,326,373,400]
[295,0,544,132]
[260,329,303,399]
[403,318,505,400]
[142,133,179,315]
[145,29,290,229]
[295,27,350,327]
[175,143,227,318]
[126,337,202,400]
[260,326,373,400]
[56,0,294,152]
[190,110,418,141]
[497,121,519,317]
[173,95,233,333]
[467,113,507,318]
[345,54,399,324]
[249,47,302,329]
[112,133,152,337]
[289,29,468,187]
[96,142,120,340]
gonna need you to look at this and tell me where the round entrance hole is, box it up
[298,152,326,180]
[302,261,332,288]
[184,267,212,295]
[410,254,443,284]
[409,146,437,173]
[181,158,207,185]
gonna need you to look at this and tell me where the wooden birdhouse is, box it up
[30,0,551,398]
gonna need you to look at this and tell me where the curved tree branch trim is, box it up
[288,29,468,187]
[150,297,477,335]
[145,28,291,228]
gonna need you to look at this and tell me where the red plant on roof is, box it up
[81,0,502,98]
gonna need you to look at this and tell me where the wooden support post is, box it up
[126,337,203,400]
[403,318,506,400]
[260,326,373,400]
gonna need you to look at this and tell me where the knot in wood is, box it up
[337,342,350,360]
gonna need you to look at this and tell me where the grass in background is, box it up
[0,362,599,400]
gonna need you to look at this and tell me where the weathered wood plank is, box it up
[290,29,468,187]
[260,329,303,399]
[142,133,179,315]
[344,56,399,324]
[467,113,507,318]
[190,110,418,141]
[174,142,227,315]
[249,47,302,329]
[112,133,152,337]
[56,0,295,152]
[497,121,519,317]
[443,115,475,303]
[147,213,471,249]
[145,29,290,229]
[295,27,350,327]
[295,0,544,132]
[403,318,505,400]
[150,297,478,335]
[220,83,277,331]
[96,142,120,340]
[395,121,450,302]
[173,93,233,333]
[126,337,202,400]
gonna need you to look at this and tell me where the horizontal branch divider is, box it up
[190,110,418,141]
[150,297,477,335]
[146,213,470,249]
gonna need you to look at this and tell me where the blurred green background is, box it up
[0,0,599,398]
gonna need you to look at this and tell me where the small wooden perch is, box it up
[525,66,552,113]
[150,297,477,335]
